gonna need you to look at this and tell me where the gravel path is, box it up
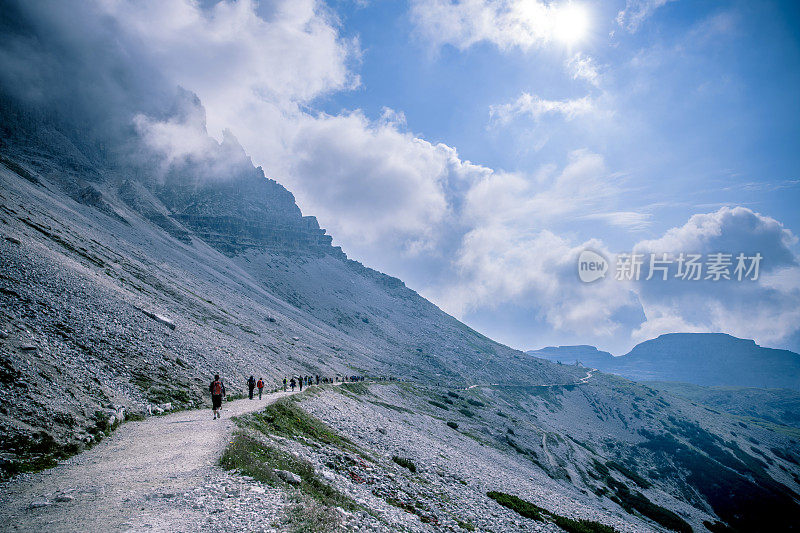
[0,390,295,532]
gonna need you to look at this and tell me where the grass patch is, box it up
[487,491,544,520]
[456,519,476,531]
[429,400,449,410]
[392,456,417,472]
[285,495,343,533]
[606,460,652,488]
[447,391,462,399]
[488,491,616,533]
[340,382,369,395]
[240,399,353,450]
[467,399,485,407]
[459,408,476,418]
[221,432,356,511]
[447,421,459,429]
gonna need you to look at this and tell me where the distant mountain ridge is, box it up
[528,333,800,390]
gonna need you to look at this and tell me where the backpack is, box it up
[212,380,222,396]
[257,380,264,388]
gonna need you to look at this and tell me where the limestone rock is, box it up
[275,469,302,485]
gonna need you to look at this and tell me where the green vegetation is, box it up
[459,408,475,418]
[640,427,800,531]
[429,400,449,410]
[286,495,342,533]
[591,459,691,532]
[467,399,485,407]
[456,519,476,531]
[340,382,369,395]
[447,391,462,399]
[487,491,616,533]
[771,447,798,465]
[392,455,417,472]
[447,421,459,429]
[487,491,543,520]
[220,432,356,511]
[241,399,353,450]
[606,460,652,488]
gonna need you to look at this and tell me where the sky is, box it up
[2,0,799,354]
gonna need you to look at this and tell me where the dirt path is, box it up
[463,368,597,391]
[0,390,295,532]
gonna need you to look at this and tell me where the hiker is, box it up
[248,375,256,400]
[290,377,296,391]
[257,377,264,399]
[283,377,287,392]
[209,374,225,420]
[299,377,303,392]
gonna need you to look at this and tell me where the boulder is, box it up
[28,500,51,509]
[276,469,302,485]
[140,309,176,330]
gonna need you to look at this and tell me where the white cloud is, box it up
[566,53,601,86]
[409,0,580,51]
[630,207,800,348]
[616,0,675,33]
[283,110,475,249]
[431,150,647,338]
[490,92,594,124]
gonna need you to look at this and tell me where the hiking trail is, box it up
[0,390,295,532]
[463,368,597,391]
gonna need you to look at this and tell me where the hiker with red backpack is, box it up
[209,374,225,419]
[257,377,264,399]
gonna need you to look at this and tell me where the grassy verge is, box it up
[338,382,369,395]
[220,432,357,511]
[487,491,617,533]
[242,398,355,450]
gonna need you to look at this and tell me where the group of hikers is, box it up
[208,373,376,419]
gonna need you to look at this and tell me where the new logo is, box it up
[578,250,608,283]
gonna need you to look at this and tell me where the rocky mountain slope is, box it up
[0,91,580,478]
[528,333,800,391]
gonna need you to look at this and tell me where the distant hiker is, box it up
[248,375,256,400]
[290,377,296,391]
[257,377,264,399]
[209,374,225,420]
[283,377,287,391]
[299,377,303,392]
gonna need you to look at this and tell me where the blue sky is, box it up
[8,0,798,353]
[311,0,800,352]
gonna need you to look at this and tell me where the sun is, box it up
[553,3,590,45]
